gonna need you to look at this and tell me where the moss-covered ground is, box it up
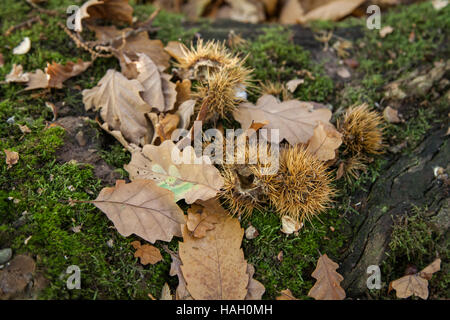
[0,0,448,299]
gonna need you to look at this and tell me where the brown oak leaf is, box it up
[45,59,92,89]
[155,113,180,142]
[134,53,177,113]
[186,203,220,238]
[160,282,173,300]
[179,203,249,300]
[175,79,192,107]
[276,289,297,300]
[167,248,193,300]
[131,241,163,265]
[245,264,265,300]
[91,180,185,243]
[25,69,49,91]
[390,258,441,300]
[233,95,332,145]
[4,149,19,169]
[306,121,342,161]
[82,69,152,146]
[5,64,29,83]
[124,140,224,204]
[89,25,170,72]
[308,253,346,300]
[74,0,133,32]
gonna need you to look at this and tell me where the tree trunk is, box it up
[341,127,449,295]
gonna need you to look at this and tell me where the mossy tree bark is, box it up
[340,127,449,296]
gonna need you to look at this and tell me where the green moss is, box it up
[241,204,350,299]
[240,26,334,102]
[360,3,449,75]
[384,108,435,153]
[382,210,449,299]
[0,122,173,299]
[99,142,131,179]
[335,2,449,106]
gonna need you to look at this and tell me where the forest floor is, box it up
[0,0,448,300]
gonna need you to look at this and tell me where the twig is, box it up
[97,8,162,47]
[4,16,42,36]
[57,22,113,60]
[25,0,60,16]
[134,7,161,28]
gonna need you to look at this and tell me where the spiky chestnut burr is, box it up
[219,137,274,216]
[193,65,251,120]
[178,39,247,81]
[220,164,265,216]
[338,104,384,156]
[256,146,335,224]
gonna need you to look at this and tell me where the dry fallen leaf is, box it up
[247,120,270,135]
[306,121,342,161]
[419,258,441,280]
[18,124,31,134]
[181,0,212,20]
[432,0,448,10]
[160,282,173,300]
[164,41,189,63]
[74,0,133,32]
[179,203,249,300]
[279,0,304,24]
[25,69,49,91]
[82,69,152,146]
[91,180,185,243]
[280,215,303,234]
[245,264,265,300]
[276,288,297,300]
[215,0,265,24]
[299,0,365,23]
[383,106,401,123]
[234,95,332,145]
[186,203,219,238]
[390,258,441,300]
[45,59,92,89]
[155,113,180,142]
[308,253,346,300]
[286,78,304,92]
[380,26,394,38]
[337,67,351,79]
[175,79,192,107]
[134,53,177,113]
[245,224,259,240]
[13,37,31,55]
[90,25,170,72]
[175,99,196,130]
[4,149,19,169]
[124,140,224,204]
[277,251,283,262]
[18,59,91,90]
[5,64,29,83]
[167,249,192,300]
[131,240,163,265]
